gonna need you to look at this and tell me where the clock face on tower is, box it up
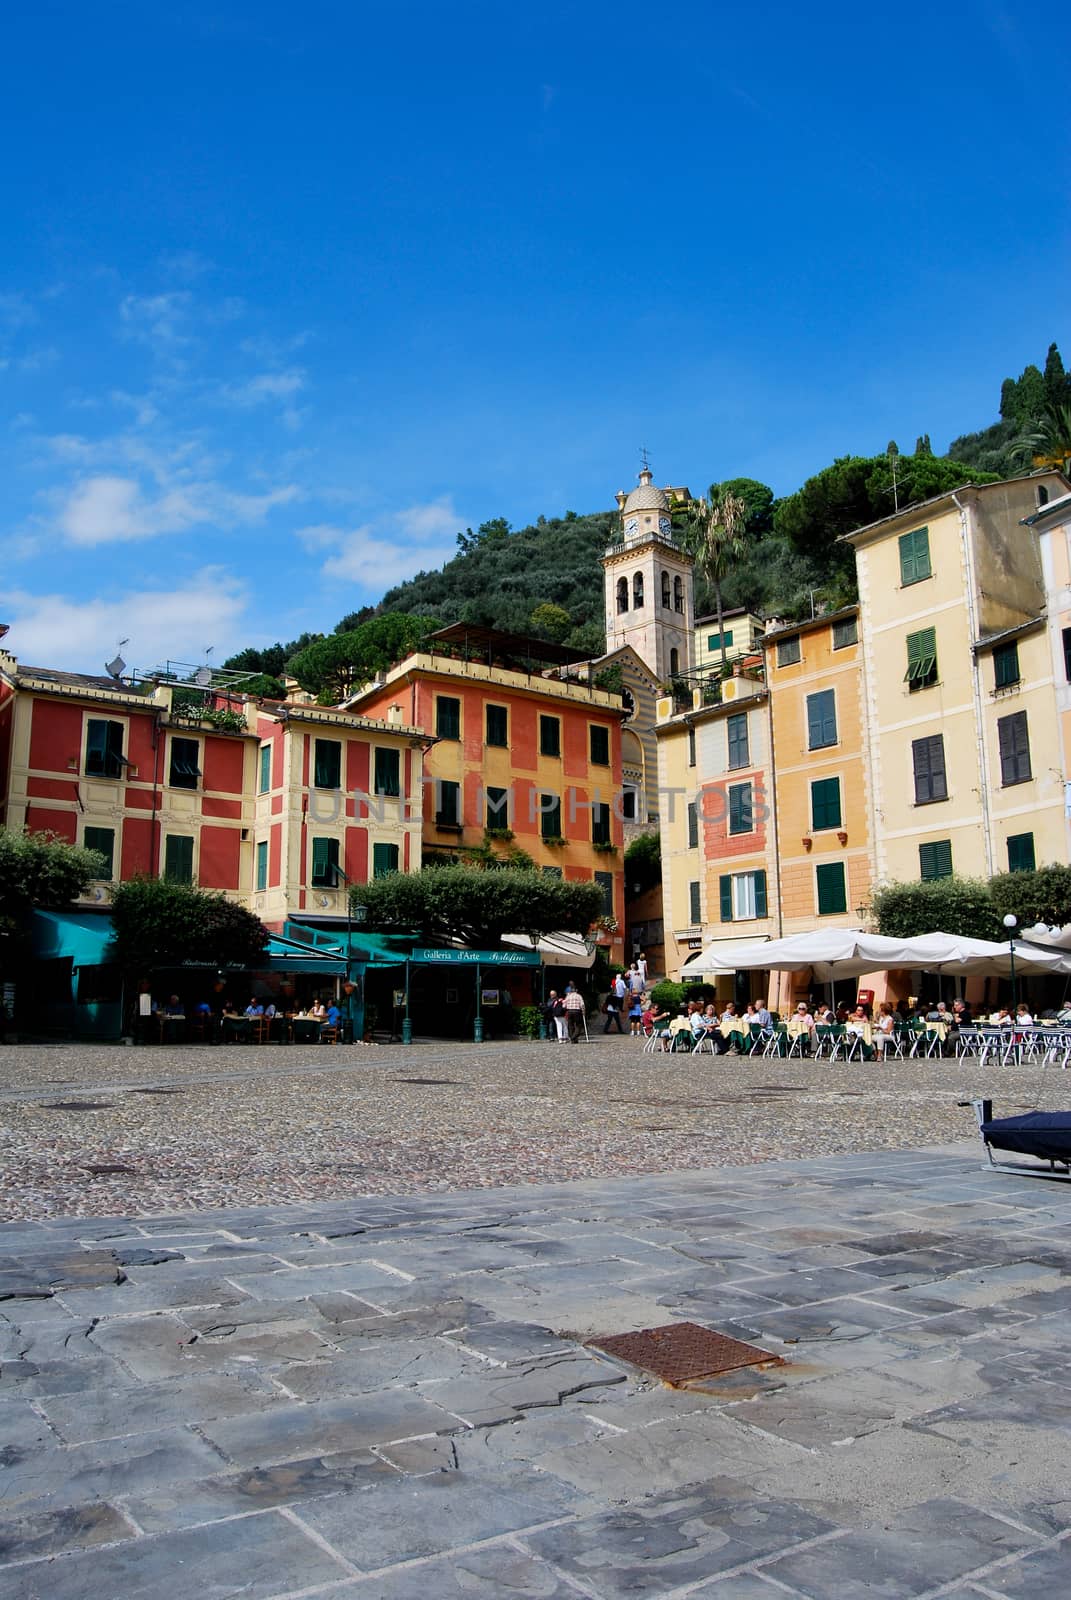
[624,517,639,537]
[658,515,672,536]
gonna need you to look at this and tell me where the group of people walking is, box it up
[543,956,652,1043]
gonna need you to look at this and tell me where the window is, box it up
[661,571,671,608]
[912,735,947,804]
[632,572,644,607]
[904,627,938,690]
[728,782,753,835]
[485,785,510,828]
[810,776,842,831]
[486,704,508,747]
[85,719,124,779]
[258,744,272,794]
[776,634,801,667]
[687,802,699,849]
[816,861,847,915]
[687,726,696,768]
[169,736,201,790]
[164,835,194,885]
[719,869,767,921]
[621,785,638,821]
[313,739,341,790]
[616,576,629,614]
[589,724,609,765]
[594,870,614,917]
[255,840,268,892]
[311,837,340,887]
[592,803,611,846]
[726,712,748,770]
[83,826,114,878]
[669,647,680,676]
[673,575,684,614]
[372,842,399,877]
[1007,832,1036,873]
[542,864,563,878]
[539,715,561,757]
[436,696,460,740]
[832,616,858,650]
[435,779,461,826]
[540,793,562,841]
[998,711,1031,785]
[707,630,733,652]
[373,746,400,797]
[1063,627,1071,682]
[993,641,1020,689]
[919,840,953,880]
[806,689,837,750]
[688,880,701,924]
[899,526,932,586]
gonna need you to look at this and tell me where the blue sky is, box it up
[1,1,1067,670]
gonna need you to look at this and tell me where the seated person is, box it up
[264,1002,277,1020]
[325,1002,342,1029]
[193,999,212,1018]
[163,994,185,1017]
[244,999,265,1018]
[1015,1002,1034,1028]
[309,999,327,1021]
[1057,1003,1071,1025]
[845,1005,873,1058]
[872,1002,896,1058]
[753,1001,772,1029]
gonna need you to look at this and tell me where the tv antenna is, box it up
[105,638,130,679]
[639,445,651,474]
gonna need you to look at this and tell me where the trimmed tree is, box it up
[872,877,1001,941]
[989,865,1071,930]
[0,827,106,947]
[110,878,269,979]
[354,864,605,948]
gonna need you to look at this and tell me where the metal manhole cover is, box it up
[44,1101,115,1112]
[587,1321,783,1385]
[389,1078,462,1085]
[132,1087,185,1095]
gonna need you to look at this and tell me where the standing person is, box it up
[543,990,561,1041]
[550,991,569,1042]
[637,952,649,988]
[563,984,586,1043]
[627,965,645,998]
[627,992,644,1035]
[613,970,627,1006]
[602,989,625,1033]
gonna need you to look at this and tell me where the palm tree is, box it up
[1029,402,1071,476]
[684,484,749,671]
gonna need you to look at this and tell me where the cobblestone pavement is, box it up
[1,1037,1066,1220]
[2,1144,1071,1597]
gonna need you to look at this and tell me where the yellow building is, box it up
[845,474,1069,887]
[1030,487,1071,867]
[656,671,777,988]
[693,609,765,678]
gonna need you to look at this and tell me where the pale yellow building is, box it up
[845,473,1069,887]
[1030,486,1071,866]
[693,609,765,678]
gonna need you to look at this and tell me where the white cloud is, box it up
[119,291,193,349]
[0,566,252,673]
[222,369,305,406]
[56,472,301,546]
[314,497,463,587]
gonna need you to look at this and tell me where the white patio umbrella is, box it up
[906,931,1071,977]
[681,928,925,981]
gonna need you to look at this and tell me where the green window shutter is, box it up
[372,842,399,877]
[806,690,837,750]
[373,747,400,797]
[993,642,1020,689]
[832,616,858,649]
[164,835,194,885]
[592,802,611,845]
[486,705,508,747]
[85,719,124,778]
[687,802,698,849]
[436,780,460,825]
[540,794,562,840]
[726,713,748,770]
[259,744,271,793]
[687,726,696,767]
[719,875,733,922]
[169,737,201,790]
[899,527,931,585]
[589,724,609,765]
[904,627,938,688]
[311,837,339,886]
[313,739,341,789]
[816,862,847,915]
[539,716,561,757]
[84,826,114,878]
[1007,832,1036,872]
[485,785,509,827]
[998,711,1031,785]
[912,735,947,803]
[255,840,268,891]
[728,783,752,835]
[776,635,801,667]
[919,840,953,880]
[754,870,767,918]
[436,697,460,740]
[811,777,842,831]
[594,870,614,916]
[689,880,701,924]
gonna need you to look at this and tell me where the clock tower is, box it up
[602,464,695,683]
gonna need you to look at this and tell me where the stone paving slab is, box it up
[2,1141,1071,1597]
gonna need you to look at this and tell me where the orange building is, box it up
[345,625,626,963]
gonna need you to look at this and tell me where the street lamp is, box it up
[1003,913,1018,1013]
[330,865,366,1041]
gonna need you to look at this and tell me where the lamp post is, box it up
[1003,912,1018,1013]
[330,864,365,1042]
